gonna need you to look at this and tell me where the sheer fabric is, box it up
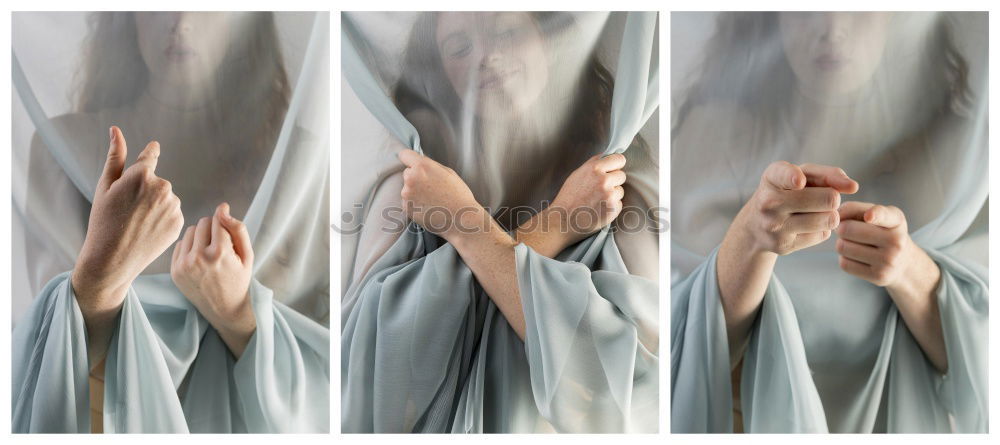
[12,12,330,432]
[670,12,987,433]
[341,12,659,432]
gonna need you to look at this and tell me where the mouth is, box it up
[479,67,521,90]
[814,53,850,72]
[165,43,197,62]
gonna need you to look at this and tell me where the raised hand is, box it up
[836,202,946,372]
[515,153,627,257]
[716,161,858,359]
[72,126,184,357]
[397,148,484,242]
[171,203,256,358]
[740,162,858,255]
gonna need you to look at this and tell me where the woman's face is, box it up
[435,12,549,117]
[135,12,234,90]
[779,12,892,99]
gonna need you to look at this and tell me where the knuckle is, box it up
[885,235,904,251]
[825,189,840,209]
[757,195,782,213]
[873,268,892,285]
[774,235,795,255]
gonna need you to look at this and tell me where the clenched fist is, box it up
[397,148,483,242]
[171,202,256,358]
[551,153,627,240]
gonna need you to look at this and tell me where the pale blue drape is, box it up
[11,12,331,433]
[341,12,659,433]
[670,12,988,433]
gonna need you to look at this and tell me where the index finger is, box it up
[763,161,806,190]
[799,163,859,194]
[864,205,905,229]
[838,201,876,222]
[397,148,422,167]
[595,153,626,172]
[134,141,161,172]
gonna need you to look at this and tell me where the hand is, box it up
[397,148,485,242]
[736,162,859,256]
[72,126,184,323]
[836,202,946,373]
[171,202,256,357]
[835,202,941,294]
[515,153,627,256]
[716,161,858,361]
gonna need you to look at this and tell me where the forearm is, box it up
[716,207,776,363]
[513,206,576,259]
[448,209,527,340]
[70,268,128,366]
[191,290,257,360]
[887,248,947,373]
[211,307,256,360]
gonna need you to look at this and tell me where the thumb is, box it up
[98,126,127,191]
[218,203,254,266]
[763,161,806,190]
[209,203,234,258]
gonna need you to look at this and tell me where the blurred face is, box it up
[435,12,549,117]
[135,12,234,90]
[779,12,892,99]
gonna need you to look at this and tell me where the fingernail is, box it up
[109,127,115,143]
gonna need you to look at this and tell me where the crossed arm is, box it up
[396,148,629,340]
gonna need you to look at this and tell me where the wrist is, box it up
[515,206,574,256]
[208,289,255,332]
[728,204,776,259]
[71,262,130,314]
[444,205,491,247]
[886,243,941,305]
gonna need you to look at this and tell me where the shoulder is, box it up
[29,112,106,175]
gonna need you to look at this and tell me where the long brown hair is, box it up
[75,12,290,175]
[672,12,972,139]
[392,12,649,173]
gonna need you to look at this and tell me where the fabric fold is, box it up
[670,245,988,433]
[12,273,330,433]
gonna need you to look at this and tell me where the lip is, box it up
[165,43,197,62]
[479,67,521,90]
[814,53,850,72]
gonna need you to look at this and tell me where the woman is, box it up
[671,12,987,433]
[342,11,659,433]
[13,11,329,432]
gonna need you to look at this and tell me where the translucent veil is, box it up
[671,12,986,432]
[341,12,659,433]
[12,12,329,432]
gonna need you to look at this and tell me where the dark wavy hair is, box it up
[75,12,290,177]
[392,12,650,170]
[672,12,972,139]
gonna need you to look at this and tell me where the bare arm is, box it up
[836,202,946,373]
[397,150,627,340]
[716,162,857,362]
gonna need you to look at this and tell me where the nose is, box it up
[479,47,503,70]
[167,12,193,35]
[818,12,850,44]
